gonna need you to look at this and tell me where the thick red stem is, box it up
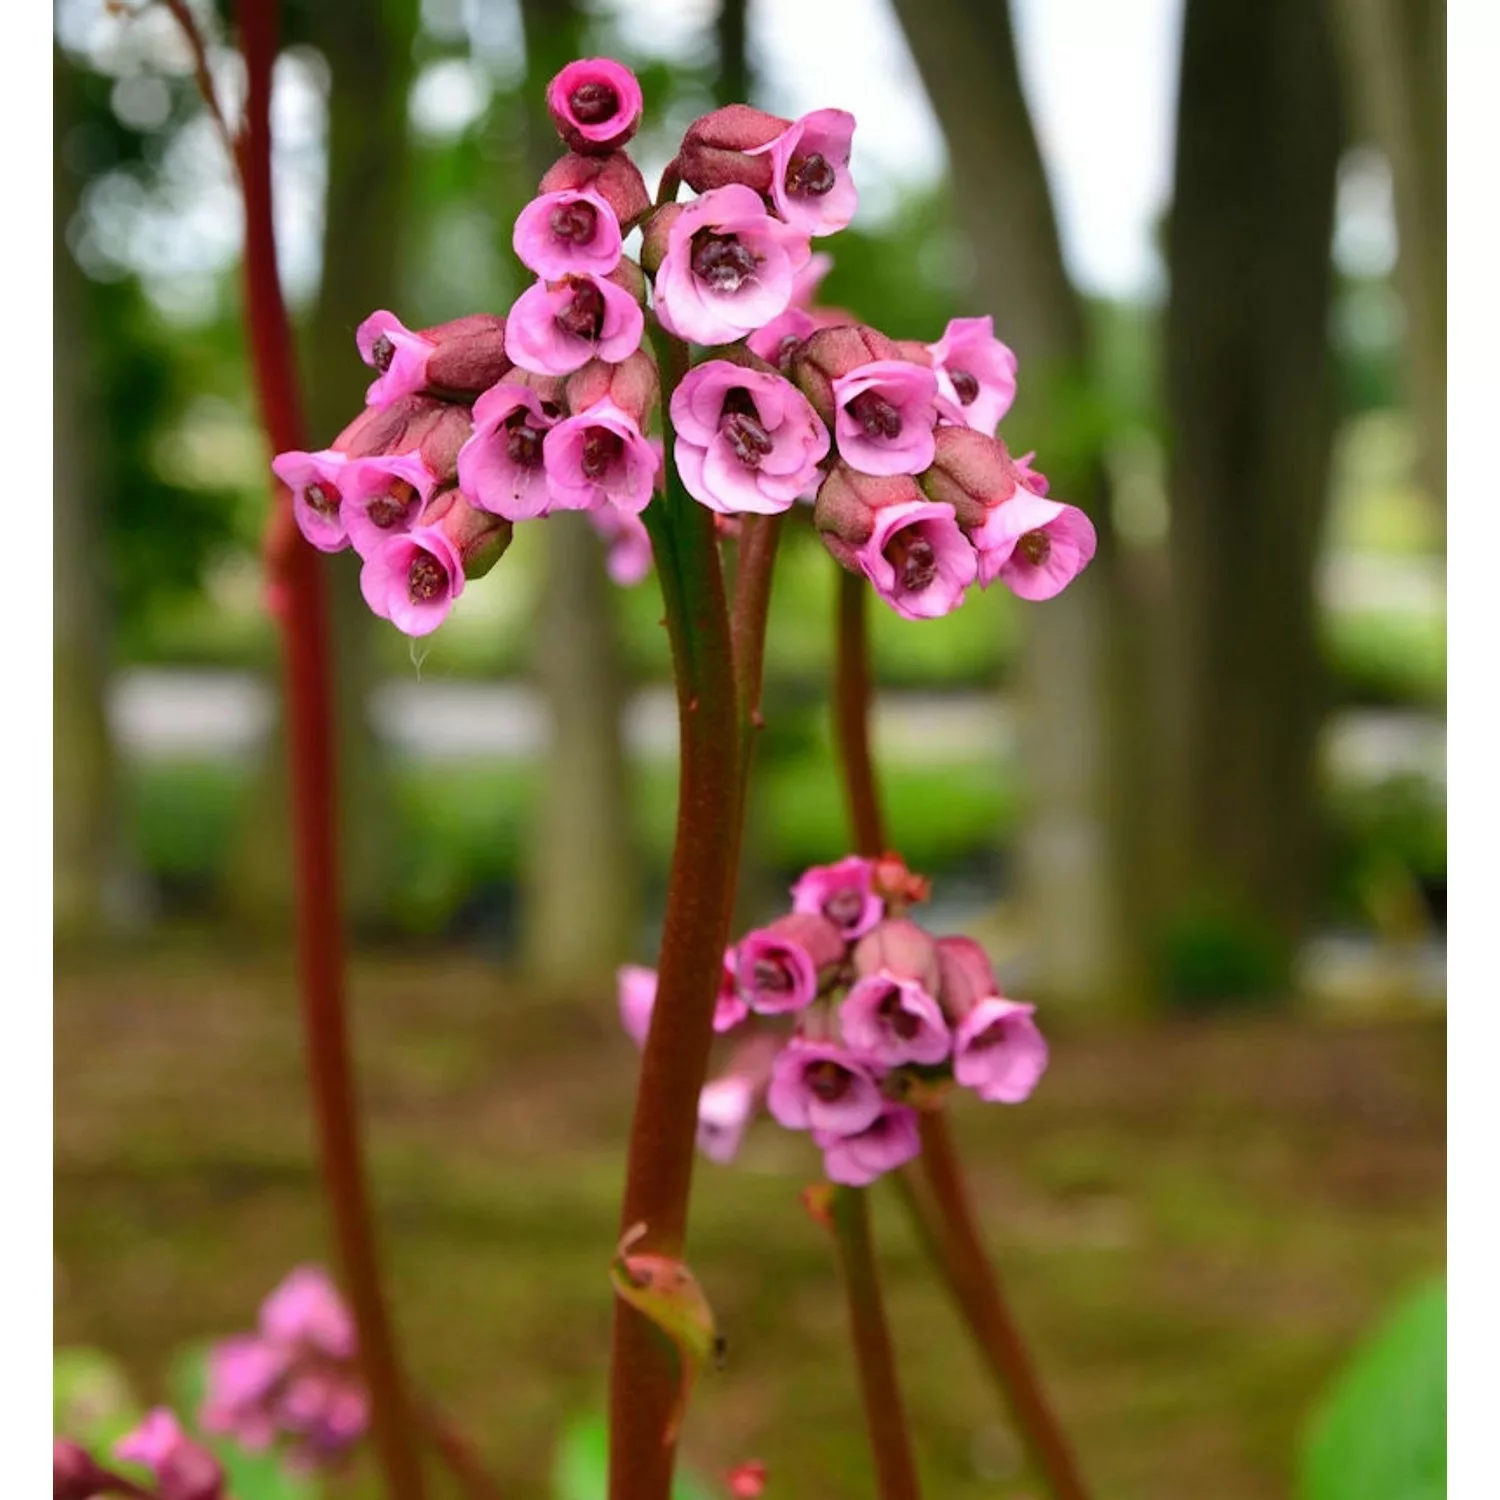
[834,569,885,853]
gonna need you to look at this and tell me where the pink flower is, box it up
[791,252,835,307]
[839,974,951,1067]
[618,964,657,1047]
[815,1104,921,1186]
[335,452,439,558]
[116,1410,226,1500]
[714,948,751,1032]
[670,361,829,516]
[201,1336,285,1449]
[790,857,882,939]
[735,913,844,1015]
[855,499,978,620]
[543,400,658,514]
[546,58,644,154]
[653,184,812,346]
[590,504,653,586]
[831,360,940,476]
[456,383,560,520]
[505,272,644,376]
[261,1266,355,1360]
[1013,451,1050,495]
[356,311,434,408]
[273,449,352,553]
[749,109,858,237]
[767,1041,885,1135]
[952,997,1048,1103]
[746,306,818,370]
[926,316,1018,436]
[513,188,623,280]
[696,1075,757,1164]
[359,526,465,636]
[973,491,1097,600]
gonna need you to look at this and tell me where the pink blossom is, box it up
[815,1104,921,1186]
[927,316,1018,436]
[546,58,644,154]
[735,913,843,1015]
[1013,451,1050,495]
[201,1336,285,1449]
[359,526,465,636]
[273,449,352,553]
[790,856,882,939]
[855,499,978,620]
[973,491,1097,600]
[116,1409,226,1500]
[260,1266,355,1360]
[338,452,439,558]
[356,311,433,408]
[653,184,812,346]
[839,974,951,1068]
[746,306,818,369]
[696,1075,757,1163]
[543,400,658,514]
[456,383,560,520]
[832,360,940,476]
[670,361,829,515]
[952,997,1049,1103]
[505,273,644,375]
[618,964,657,1047]
[513,188,623,280]
[589,504,653,586]
[714,948,751,1032]
[791,252,835,307]
[767,1041,885,1135]
[749,108,858,237]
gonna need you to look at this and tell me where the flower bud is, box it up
[917,425,1021,529]
[415,402,474,483]
[677,104,788,197]
[639,201,683,278]
[546,58,644,155]
[607,256,649,308]
[934,935,1000,1023]
[539,151,653,233]
[422,488,515,580]
[852,917,940,994]
[334,393,446,459]
[813,464,923,547]
[871,851,932,908]
[791,324,905,427]
[565,349,659,425]
[417,313,512,398]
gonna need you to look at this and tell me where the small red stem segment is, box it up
[829,1186,923,1500]
[834,568,885,854]
[231,4,428,1497]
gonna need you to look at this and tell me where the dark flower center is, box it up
[822,888,864,929]
[966,1020,1007,1054]
[752,954,795,993]
[569,81,618,124]
[549,200,599,244]
[691,232,759,293]
[370,333,395,373]
[555,278,606,339]
[876,985,922,1040]
[785,152,836,198]
[407,552,446,603]
[1018,528,1052,566]
[719,388,775,469]
[848,390,904,441]
[305,480,340,517]
[775,334,804,372]
[503,413,545,468]
[365,480,419,530]
[581,426,624,479]
[806,1060,852,1102]
[950,369,980,405]
[883,529,938,593]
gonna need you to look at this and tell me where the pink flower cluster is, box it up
[275,57,1095,636]
[618,854,1048,1186]
[199,1265,368,1471]
[55,1413,227,1500]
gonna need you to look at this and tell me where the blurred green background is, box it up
[53,0,1444,1496]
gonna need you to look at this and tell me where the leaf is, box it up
[53,1346,141,1449]
[1299,1277,1446,1500]
[550,1412,716,1500]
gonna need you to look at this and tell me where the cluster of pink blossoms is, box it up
[274,58,1096,635]
[56,1413,226,1500]
[619,854,1048,1186]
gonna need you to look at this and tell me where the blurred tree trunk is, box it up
[1329,0,1446,509]
[892,0,1157,1013]
[224,0,418,938]
[55,46,137,939]
[1163,0,1344,978]
[515,0,639,994]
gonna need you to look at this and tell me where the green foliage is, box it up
[1158,896,1287,1010]
[53,1346,141,1451]
[1299,1279,1446,1500]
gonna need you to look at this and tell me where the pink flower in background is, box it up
[767,1041,884,1135]
[854,499,977,620]
[654,185,812,345]
[735,913,843,1014]
[546,58,644,153]
[273,448,352,553]
[670,361,829,515]
[815,1104,920,1186]
[338,452,438,558]
[513,188,623,280]
[926,316,1018,436]
[831,360,940,476]
[116,1410,226,1500]
[618,964,657,1047]
[358,526,465,636]
[696,1074,758,1163]
[952,998,1049,1103]
[505,273,644,375]
[457,383,560,520]
[790,856,882,940]
[839,973,951,1068]
[746,305,818,369]
[714,948,750,1032]
[543,400,658,513]
[261,1266,356,1359]
[972,491,1097,600]
[750,108,858,236]
[589,504,653,586]
[356,311,433,408]
[791,252,835,307]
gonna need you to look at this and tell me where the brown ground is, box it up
[55,945,1445,1498]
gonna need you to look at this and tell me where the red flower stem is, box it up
[230,4,428,1496]
[831,560,1090,1500]
[829,1186,923,1500]
[731,514,783,767]
[608,324,747,1500]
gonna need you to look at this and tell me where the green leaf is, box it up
[53,1346,141,1449]
[1300,1277,1446,1500]
[550,1411,717,1500]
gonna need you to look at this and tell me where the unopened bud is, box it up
[54,1438,112,1500]
[935,935,1000,1023]
[545,58,644,155]
[416,403,474,482]
[334,393,445,459]
[418,313,512,398]
[871,851,933,909]
[639,202,684,278]
[539,151,652,233]
[425,489,515,579]
[792,325,905,427]
[606,255,649,308]
[813,464,923,547]
[852,917,940,993]
[565,349,659,424]
[917,425,1020,529]
[677,104,788,196]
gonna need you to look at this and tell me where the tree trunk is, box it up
[891,0,1155,1013]
[1163,0,1344,982]
[516,0,640,995]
